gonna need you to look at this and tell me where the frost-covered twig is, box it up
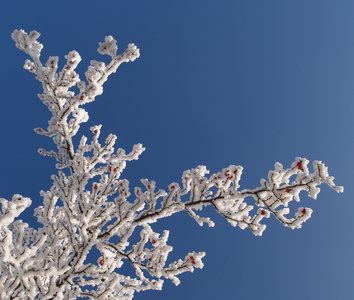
[0,29,343,299]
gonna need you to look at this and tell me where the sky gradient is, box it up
[0,1,353,299]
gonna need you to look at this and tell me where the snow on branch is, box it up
[0,29,343,299]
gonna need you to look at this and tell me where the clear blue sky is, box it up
[1,1,353,299]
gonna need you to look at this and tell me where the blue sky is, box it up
[1,1,353,299]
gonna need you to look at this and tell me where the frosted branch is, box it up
[1,29,343,299]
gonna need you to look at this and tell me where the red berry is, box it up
[94,130,97,134]
[108,166,112,172]
[77,161,80,165]
[51,66,54,69]
[99,259,104,266]
[233,170,237,175]
[261,210,265,215]
[301,208,306,215]
[147,185,151,189]
[113,168,116,172]
[80,95,84,100]
[189,256,196,264]
[297,162,304,171]
[94,185,98,190]
[171,185,175,190]
[152,281,156,285]
[285,188,290,193]
[152,240,156,244]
